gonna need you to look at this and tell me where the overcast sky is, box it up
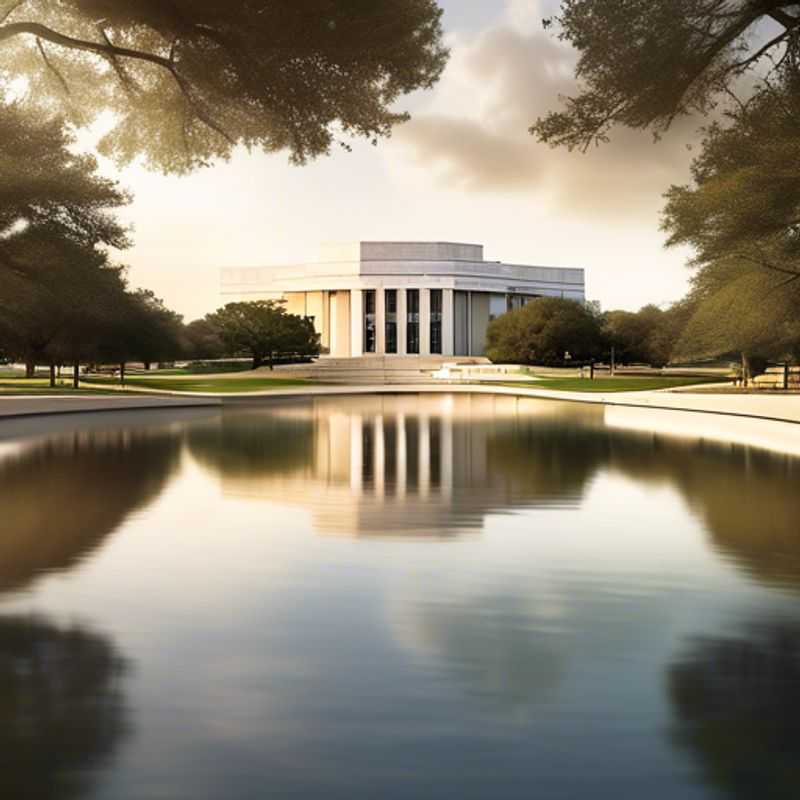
[104,0,698,321]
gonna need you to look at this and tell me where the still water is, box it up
[0,394,798,800]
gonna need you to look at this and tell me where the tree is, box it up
[532,2,800,360]
[207,300,320,370]
[0,104,129,245]
[104,289,185,379]
[602,309,653,365]
[0,225,126,383]
[663,68,800,284]
[182,318,226,361]
[532,1,800,151]
[602,303,691,367]
[486,297,603,365]
[0,1,448,173]
[673,258,800,382]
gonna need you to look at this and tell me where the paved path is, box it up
[173,383,800,425]
[2,385,798,456]
[0,395,221,419]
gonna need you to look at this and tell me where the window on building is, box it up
[364,290,376,354]
[406,289,420,355]
[430,289,443,355]
[385,290,398,354]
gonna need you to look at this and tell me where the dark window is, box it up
[430,289,443,355]
[406,289,420,355]
[364,290,376,354]
[385,290,397,354]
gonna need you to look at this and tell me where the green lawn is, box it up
[501,376,729,393]
[83,376,316,394]
[0,378,128,396]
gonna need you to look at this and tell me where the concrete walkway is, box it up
[0,394,221,419]
[176,383,800,426]
[1,383,798,426]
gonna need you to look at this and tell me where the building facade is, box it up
[221,242,585,358]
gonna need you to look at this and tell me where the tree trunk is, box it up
[73,362,80,389]
[590,361,595,380]
[252,354,263,370]
[120,362,126,385]
[57,364,62,379]
[268,352,274,371]
[784,363,790,391]
[144,361,152,371]
[25,359,35,379]
[49,363,56,388]
[741,353,750,388]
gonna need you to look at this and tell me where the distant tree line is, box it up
[0,107,319,384]
[486,292,800,378]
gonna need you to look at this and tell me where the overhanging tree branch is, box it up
[36,37,71,96]
[0,21,234,143]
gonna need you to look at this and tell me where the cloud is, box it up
[392,14,699,221]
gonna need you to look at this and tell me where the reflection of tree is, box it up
[0,616,128,800]
[668,620,800,800]
[0,430,181,594]
[486,411,612,503]
[187,408,314,479]
[490,418,800,590]
[604,442,800,590]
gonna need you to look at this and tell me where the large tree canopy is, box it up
[673,257,800,369]
[0,104,129,245]
[207,300,320,369]
[532,0,800,150]
[663,67,800,280]
[0,0,448,173]
[486,297,603,365]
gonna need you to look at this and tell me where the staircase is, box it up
[272,356,490,385]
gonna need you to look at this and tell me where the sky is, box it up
[100,0,699,322]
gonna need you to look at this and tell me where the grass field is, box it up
[503,376,729,393]
[0,378,128,395]
[4,372,727,397]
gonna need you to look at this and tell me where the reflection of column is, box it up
[442,289,454,357]
[397,289,407,355]
[350,290,364,357]
[350,414,363,492]
[419,415,430,499]
[373,415,385,498]
[441,414,453,500]
[396,412,407,498]
[420,288,431,356]
[376,288,386,356]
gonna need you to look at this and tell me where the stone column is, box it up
[420,288,431,356]
[442,289,455,357]
[350,289,364,357]
[376,287,386,356]
[397,288,407,355]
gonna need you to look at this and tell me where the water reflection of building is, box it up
[195,396,603,536]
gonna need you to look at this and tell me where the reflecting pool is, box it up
[1,395,798,799]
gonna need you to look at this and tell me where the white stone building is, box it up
[221,242,585,358]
